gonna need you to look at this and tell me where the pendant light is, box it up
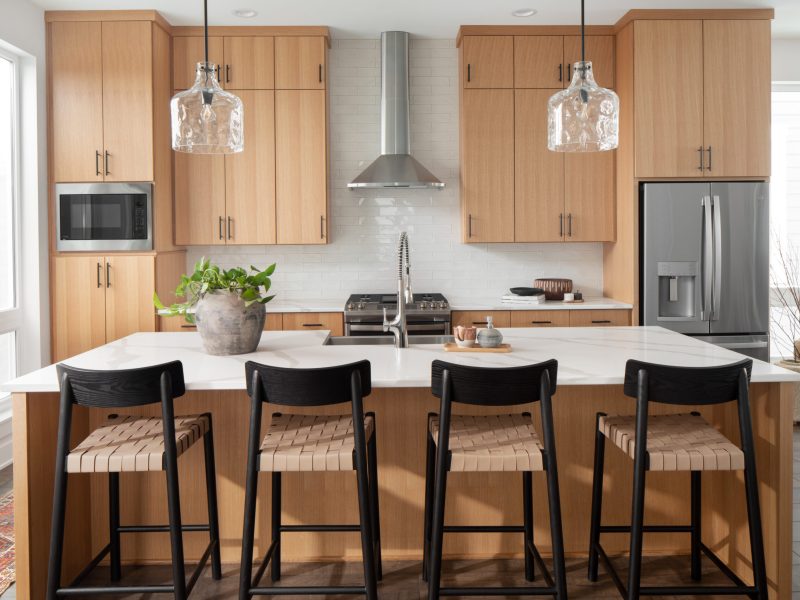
[171,0,243,154]
[547,0,618,152]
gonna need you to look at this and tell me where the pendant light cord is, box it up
[581,0,585,63]
[203,0,209,81]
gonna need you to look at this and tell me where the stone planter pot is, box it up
[194,290,265,355]
[777,358,800,422]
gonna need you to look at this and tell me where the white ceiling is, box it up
[29,0,800,39]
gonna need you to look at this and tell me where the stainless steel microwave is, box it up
[56,182,153,252]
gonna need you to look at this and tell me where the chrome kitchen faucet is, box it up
[383,232,412,348]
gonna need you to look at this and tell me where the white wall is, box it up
[773,39,800,82]
[187,38,604,303]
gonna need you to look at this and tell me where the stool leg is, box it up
[744,461,768,600]
[523,471,534,582]
[588,412,606,582]
[109,473,122,582]
[543,451,567,598]
[203,423,222,580]
[165,453,187,599]
[46,464,68,600]
[626,451,647,600]
[422,425,435,582]
[271,472,281,582]
[427,446,448,600]
[238,446,260,600]
[354,436,378,600]
[367,419,383,581]
[690,471,701,581]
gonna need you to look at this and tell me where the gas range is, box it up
[344,293,451,336]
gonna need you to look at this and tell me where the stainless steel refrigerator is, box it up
[641,182,770,361]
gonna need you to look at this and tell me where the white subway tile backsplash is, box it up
[186,37,604,303]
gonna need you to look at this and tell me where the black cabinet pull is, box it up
[104,151,110,175]
[302,323,324,327]
[95,151,101,176]
[227,217,233,240]
[697,146,704,171]
[319,64,323,83]
[568,213,573,237]
[706,146,712,172]
[106,262,111,288]
[558,63,563,82]
[96,262,102,288]
[531,320,552,324]
[591,319,612,324]
[567,63,572,81]
[559,213,563,237]
[218,216,224,240]
[467,64,471,82]
[468,214,473,238]
[320,215,325,239]
[225,64,231,83]
[472,321,488,325]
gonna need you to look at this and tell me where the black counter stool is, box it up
[424,359,567,599]
[239,360,381,600]
[47,361,221,599]
[587,358,767,599]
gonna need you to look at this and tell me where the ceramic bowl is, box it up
[456,338,476,348]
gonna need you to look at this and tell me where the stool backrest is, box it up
[431,359,557,406]
[245,360,372,406]
[56,361,185,408]
[623,358,752,405]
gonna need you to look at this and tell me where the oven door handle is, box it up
[346,322,449,333]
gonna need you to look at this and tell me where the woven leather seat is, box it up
[429,413,544,472]
[66,414,210,473]
[259,413,375,472]
[599,412,745,471]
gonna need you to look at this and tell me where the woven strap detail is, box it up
[429,414,544,472]
[259,413,375,472]
[599,412,745,471]
[66,414,209,473]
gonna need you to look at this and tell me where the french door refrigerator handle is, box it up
[701,196,713,321]
[711,195,722,321]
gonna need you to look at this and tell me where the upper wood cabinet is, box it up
[461,36,513,88]
[174,152,226,245]
[49,20,154,182]
[275,37,326,89]
[564,151,615,241]
[632,18,770,178]
[514,36,563,88]
[224,36,275,89]
[461,89,515,242]
[172,36,224,89]
[564,35,615,89]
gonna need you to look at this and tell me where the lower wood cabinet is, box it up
[568,309,631,327]
[281,312,343,336]
[264,313,283,331]
[509,310,570,327]
[451,311,511,329]
[452,309,631,330]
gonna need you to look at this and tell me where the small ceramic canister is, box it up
[563,292,575,302]
[476,316,503,348]
[454,326,477,348]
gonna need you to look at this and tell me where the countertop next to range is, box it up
[5,327,798,393]
[266,297,633,313]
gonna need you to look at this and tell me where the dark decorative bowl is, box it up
[509,287,544,296]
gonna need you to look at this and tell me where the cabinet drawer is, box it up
[569,310,631,327]
[510,310,570,328]
[282,312,343,336]
[264,313,283,331]
[451,311,511,329]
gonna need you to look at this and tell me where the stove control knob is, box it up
[347,302,355,310]
[439,301,447,309]
[358,302,366,310]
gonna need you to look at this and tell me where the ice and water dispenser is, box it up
[656,262,697,319]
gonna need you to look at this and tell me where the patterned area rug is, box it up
[0,492,13,594]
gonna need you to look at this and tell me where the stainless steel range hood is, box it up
[348,31,444,190]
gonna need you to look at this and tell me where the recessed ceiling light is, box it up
[233,9,258,18]
[512,8,537,17]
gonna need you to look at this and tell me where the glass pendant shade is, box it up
[547,61,619,152]
[171,62,244,154]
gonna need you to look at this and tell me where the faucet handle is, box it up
[382,307,390,331]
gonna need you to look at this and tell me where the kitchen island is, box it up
[5,327,798,599]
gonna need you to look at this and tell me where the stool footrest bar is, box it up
[117,524,210,533]
[599,524,693,533]
[280,524,360,532]
[251,539,278,588]
[57,585,174,595]
[439,586,558,596]
[250,586,367,595]
[443,525,525,533]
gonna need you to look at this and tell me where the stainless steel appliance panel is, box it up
[642,182,711,334]
[708,182,769,335]
[693,334,770,362]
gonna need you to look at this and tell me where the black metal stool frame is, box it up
[587,358,768,599]
[238,360,382,600]
[423,359,568,599]
[47,361,222,599]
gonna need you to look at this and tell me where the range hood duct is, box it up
[348,31,444,190]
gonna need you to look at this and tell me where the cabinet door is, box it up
[174,144,226,245]
[515,89,564,242]
[264,313,283,331]
[173,36,223,90]
[50,21,104,183]
[564,35,615,89]
[225,91,276,244]
[104,256,157,342]
[51,256,106,362]
[451,311,511,329]
[634,20,704,178]
[101,21,153,182]
[224,36,274,89]
[276,90,327,244]
[564,150,615,241]
[569,309,631,327]
[703,20,771,178]
[282,313,343,336]
[461,89,514,242]
[275,37,326,89]
[462,36,513,88]
[509,310,570,328]
[514,36,563,88]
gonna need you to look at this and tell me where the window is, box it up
[0,52,18,402]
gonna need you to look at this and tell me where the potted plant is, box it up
[154,258,276,355]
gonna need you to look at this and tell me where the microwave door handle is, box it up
[701,196,713,321]
[712,195,722,321]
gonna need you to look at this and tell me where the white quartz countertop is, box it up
[265,299,347,313]
[447,296,633,311]
[4,327,798,393]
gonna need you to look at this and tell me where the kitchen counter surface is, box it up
[6,326,797,393]
[447,296,634,311]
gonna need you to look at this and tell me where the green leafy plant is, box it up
[154,257,276,323]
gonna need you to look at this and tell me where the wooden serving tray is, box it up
[443,343,512,353]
